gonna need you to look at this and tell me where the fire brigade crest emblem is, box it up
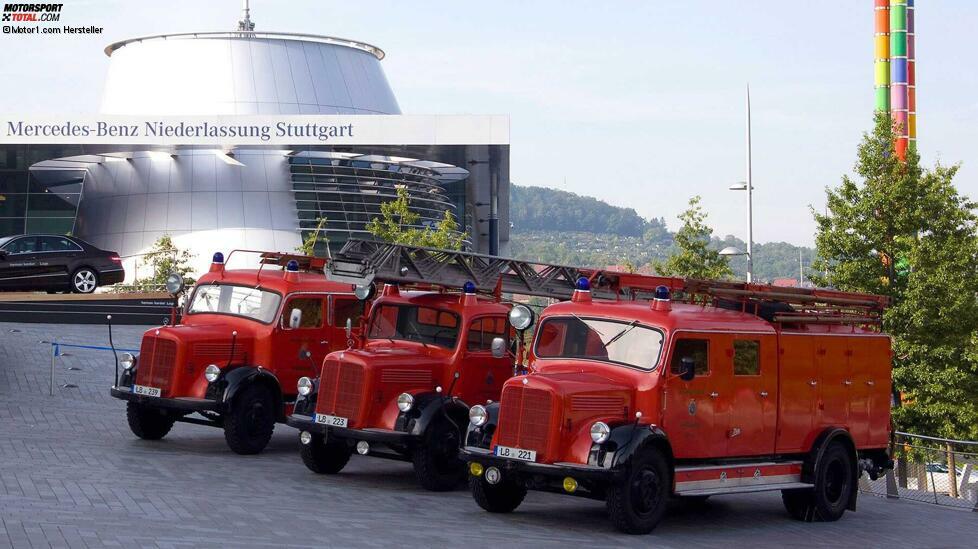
[688,399,696,415]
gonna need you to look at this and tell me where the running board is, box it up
[674,460,808,496]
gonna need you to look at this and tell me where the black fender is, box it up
[396,391,469,438]
[807,427,859,511]
[463,401,501,450]
[220,366,285,420]
[596,423,674,476]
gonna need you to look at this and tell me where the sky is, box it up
[1,0,976,246]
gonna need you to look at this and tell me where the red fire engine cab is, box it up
[110,251,362,455]
[463,275,893,534]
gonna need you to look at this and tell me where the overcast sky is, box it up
[1,0,975,246]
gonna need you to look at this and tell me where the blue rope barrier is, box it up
[50,342,139,355]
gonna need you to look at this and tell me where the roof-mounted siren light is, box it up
[461,280,478,305]
[651,285,671,312]
[572,276,592,303]
[210,251,225,273]
[284,259,300,281]
[382,283,400,297]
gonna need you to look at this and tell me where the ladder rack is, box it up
[327,239,888,326]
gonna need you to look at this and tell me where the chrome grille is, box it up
[316,361,365,426]
[496,385,553,459]
[134,336,177,396]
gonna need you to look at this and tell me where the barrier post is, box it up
[49,343,57,396]
[885,469,899,499]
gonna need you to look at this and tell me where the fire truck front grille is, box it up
[496,386,553,460]
[570,395,625,417]
[380,369,432,385]
[134,337,177,395]
[317,361,365,426]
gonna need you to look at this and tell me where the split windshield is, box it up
[187,284,282,324]
[367,304,460,348]
[534,316,664,371]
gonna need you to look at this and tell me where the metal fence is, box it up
[859,432,978,511]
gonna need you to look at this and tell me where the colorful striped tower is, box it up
[890,0,909,160]
[874,0,890,112]
[907,0,916,152]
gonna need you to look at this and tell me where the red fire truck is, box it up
[462,275,893,534]
[110,251,362,455]
[286,241,540,490]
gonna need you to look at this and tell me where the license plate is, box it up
[315,413,348,428]
[493,445,536,462]
[132,384,161,397]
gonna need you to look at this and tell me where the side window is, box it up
[39,236,79,252]
[285,297,323,329]
[5,237,37,254]
[467,316,508,351]
[671,338,709,375]
[733,340,760,375]
[331,297,362,327]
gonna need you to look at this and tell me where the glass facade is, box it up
[0,145,85,237]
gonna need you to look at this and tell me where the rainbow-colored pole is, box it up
[907,0,916,152]
[889,0,910,161]
[874,0,890,112]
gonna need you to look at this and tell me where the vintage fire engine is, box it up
[462,274,893,534]
[110,251,362,455]
[286,240,560,490]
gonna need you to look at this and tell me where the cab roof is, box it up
[373,290,509,315]
[195,268,355,296]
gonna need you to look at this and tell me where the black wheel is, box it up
[412,414,465,491]
[299,433,352,474]
[469,471,527,513]
[223,384,276,455]
[71,268,98,294]
[607,447,670,535]
[782,441,855,522]
[126,402,175,440]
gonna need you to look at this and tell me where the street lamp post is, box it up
[727,84,755,283]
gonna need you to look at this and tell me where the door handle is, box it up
[844,380,852,386]
[866,380,875,386]
[709,391,719,398]
[320,340,328,345]
[759,391,769,397]
[809,380,817,387]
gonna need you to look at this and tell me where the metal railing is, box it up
[859,432,978,511]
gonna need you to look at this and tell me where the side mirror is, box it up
[679,357,696,382]
[288,308,302,330]
[490,337,507,359]
[345,317,352,339]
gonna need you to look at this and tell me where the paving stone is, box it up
[1,322,975,548]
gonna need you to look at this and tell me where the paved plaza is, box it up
[0,322,974,548]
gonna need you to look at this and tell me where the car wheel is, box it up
[299,432,352,474]
[412,414,466,491]
[469,470,527,513]
[782,441,855,522]
[126,402,175,440]
[607,447,671,534]
[223,384,276,455]
[71,268,99,294]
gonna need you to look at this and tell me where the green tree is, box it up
[366,187,466,250]
[130,235,195,291]
[296,217,329,256]
[652,196,732,279]
[811,112,978,440]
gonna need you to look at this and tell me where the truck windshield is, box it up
[186,284,282,324]
[534,316,664,371]
[367,304,460,348]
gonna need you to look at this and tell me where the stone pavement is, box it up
[0,322,975,548]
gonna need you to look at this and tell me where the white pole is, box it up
[746,84,754,283]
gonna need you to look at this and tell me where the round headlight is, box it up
[469,404,488,427]
[120,353,136,371]
[590,421,611,444]
[508,304,534,331]
[397,392,414,412]
[165,272,185,295]
[354,283,375,301]
[204,364,221,383]
[297,376,314,396]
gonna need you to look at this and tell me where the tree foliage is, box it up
[511,185,667,239]
[812,112,978,440]
[652,196,732,279]
[296,217,328,256]
[115,235,195,292]
[366,188,466,250]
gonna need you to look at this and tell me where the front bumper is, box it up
[110,386,219,412]
[460,446,619,482]
[286,414,416,445]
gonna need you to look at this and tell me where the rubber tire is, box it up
[223,384,276,455]
[412,414,465,491]
[299,433,352,474]
[469,472,527,513]
[607,447,671,535]
[782,441,855,522]
[126,402,175,440]
[71,267,99,294]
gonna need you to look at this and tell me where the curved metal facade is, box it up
[101,32,400,115]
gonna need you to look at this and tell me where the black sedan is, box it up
[0,234,125,293]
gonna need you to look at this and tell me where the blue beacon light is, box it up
[286,260,299,272]
[212,252,224,264]
[575,277,591,291]
[463,281,477,294]
[654,285,671,301]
